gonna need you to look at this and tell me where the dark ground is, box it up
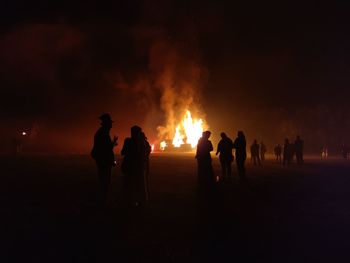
[1,153,350,262]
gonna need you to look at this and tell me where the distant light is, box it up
[151,144,155,152]
[22,132,27,136]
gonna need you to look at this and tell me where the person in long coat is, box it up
[233,131,247,180]
[121,125,147,206]
[91,113,118,198]
[196,131,214,189]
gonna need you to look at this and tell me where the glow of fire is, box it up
[22,132,27,136]
[183,111,203,148]
[172,110,204,148]
[172,125,184,147]
[160,141,167,150]
[151,144,155,152]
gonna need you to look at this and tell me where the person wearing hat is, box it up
[91,113,118,200]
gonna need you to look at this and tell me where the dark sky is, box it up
[1,0,350,153]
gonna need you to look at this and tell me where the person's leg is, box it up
[97,164,110,203]
[236,160,241,178]
[236,159,244,180]
[220,160,226,178]
[227,161,232,177]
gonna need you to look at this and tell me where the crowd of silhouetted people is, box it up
[91,113,308,206]
[341,143,350,159]
[91,113,151,206]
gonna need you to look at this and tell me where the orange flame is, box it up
[173,110,204,148]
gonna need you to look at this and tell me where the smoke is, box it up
[108,33,208,143]
[148,38,207,142]
[0,20,208,151]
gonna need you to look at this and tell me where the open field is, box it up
[1,153,350,262]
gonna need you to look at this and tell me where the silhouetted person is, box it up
[260,142,267,161]
[141,132,152,202]
[233,131,247,180]
[290,142,296,162]
[341,143,348,159]
[91,113,118,199]
[216,132,234,179]
[283,138,291,165]
[250,139,260,165]
[294,135,304,164]
[196,131,214,190]
[121,126,147,206]
[274,144,282,163]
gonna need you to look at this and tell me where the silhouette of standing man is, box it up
[260,142,267,161]
[294,135,304,164]
[233,131,247,181]
[250,139,261,165]
[196,131,214,190]
[283,138,291,165]
[216,132,234,179]
[91,113,118,199]
[141,132,152,202]
[274,144,282,163]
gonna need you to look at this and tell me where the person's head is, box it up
[204,130,211,140]
[220,132,227,139]
[285,138,289,143]
[237,131,245,138]
[296,135,300,140]
[254,139,257,144]
[131,125,142,138]
[99,113,113,129]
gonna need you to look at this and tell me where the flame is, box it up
[172,125,185,147]
[172,110,204,148]
[183,111,203,148]
[160,141,167,150]
[151,144,155,152]
[159,110,205,151]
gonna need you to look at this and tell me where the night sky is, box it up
[1,0,350,153]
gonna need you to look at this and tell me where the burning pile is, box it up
[160,110,205,151]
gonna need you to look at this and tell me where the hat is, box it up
[99,113,114,123]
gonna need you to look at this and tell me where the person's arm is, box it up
[121,138,129,156]
[233,139,237,149]
[112,136,118,147]
[209,141,213,152]
[216,142,220,155]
